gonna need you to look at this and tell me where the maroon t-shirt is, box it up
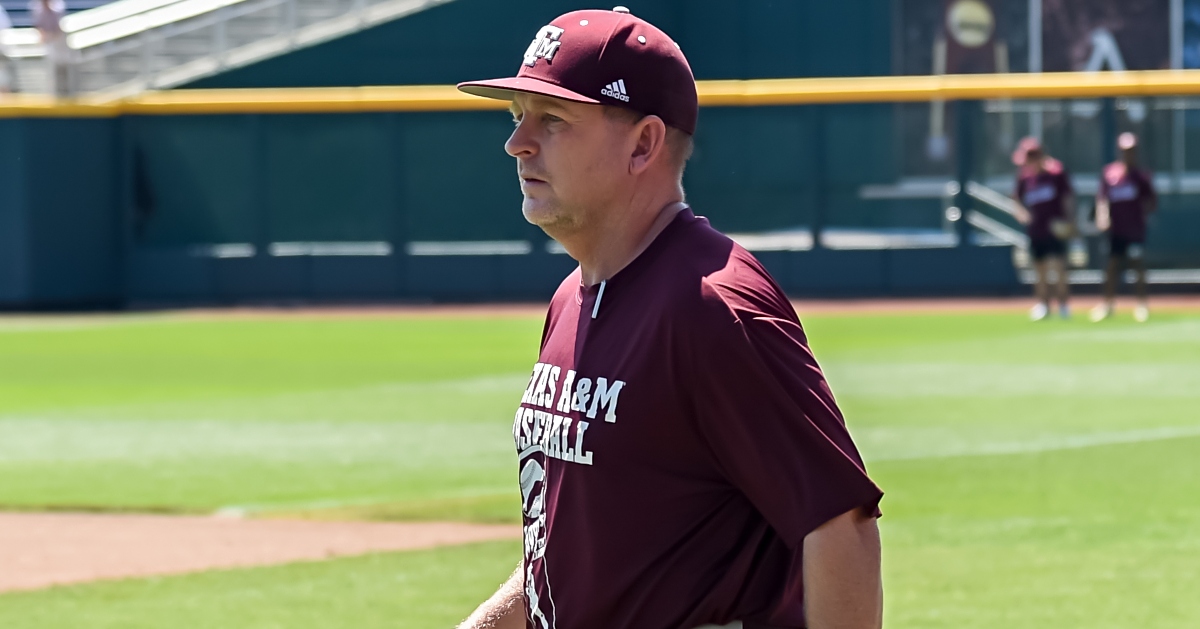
[1014,158,1073,242]
[513,209,883,629]
[1098,162,1156,242]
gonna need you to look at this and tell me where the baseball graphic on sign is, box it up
[946,0,994,48]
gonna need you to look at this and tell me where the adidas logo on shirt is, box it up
[601,79,630,102]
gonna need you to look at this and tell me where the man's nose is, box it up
[505,120,537,158]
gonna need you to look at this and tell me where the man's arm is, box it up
[1062,192,1078,237]
[802,507,883,629]
[1095,196,1111,231]
[1011,196,1032,225]
[458,564,526,629]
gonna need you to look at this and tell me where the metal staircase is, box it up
[0,0,453,99]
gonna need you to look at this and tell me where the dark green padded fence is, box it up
[3,0,1199,308]
[186,0,892,89]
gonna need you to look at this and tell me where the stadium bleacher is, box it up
[0,0,112,28]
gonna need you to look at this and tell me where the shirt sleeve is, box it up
[1097,173,1109,201]
[684,279,883,549]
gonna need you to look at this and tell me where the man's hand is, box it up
[802,507,883,629]
[458,564,526,629]
[1012,201,1032,225]
[1095,197,1111,232]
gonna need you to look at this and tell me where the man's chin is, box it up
[522,202,567,229]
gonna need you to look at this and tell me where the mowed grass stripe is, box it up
[0,317,544,414]
[0,310,1197,627]
[876,435,1200,628]
[0,312,1196,517]
[0,434,1195,629]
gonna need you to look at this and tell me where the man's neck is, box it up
[557,194,686,287]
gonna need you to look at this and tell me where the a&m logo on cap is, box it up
[524,25,565,67]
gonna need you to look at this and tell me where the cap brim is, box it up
[457,77,600,105]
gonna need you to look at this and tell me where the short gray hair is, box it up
[602,106,694,178]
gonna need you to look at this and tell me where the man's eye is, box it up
[543,114,563,124]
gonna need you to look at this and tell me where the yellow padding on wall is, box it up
[3,70,1200,117]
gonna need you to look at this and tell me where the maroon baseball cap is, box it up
[457,7,698,135]
[1011,136,1044,166]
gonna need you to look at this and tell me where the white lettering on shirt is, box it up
[1109,183,1138,202]
[573,420,593,465]
[1023,183,1058,206]
[572,378,592,413]
[532,364,553,407]
[555,369,576,413]
[543,365,561,410]
[513,364,626,467]
[527,406,542,448]
[560,417,574,461]
[587,377,625,423]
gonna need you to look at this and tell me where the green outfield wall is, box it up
[185,0,893,89]
[2,0,1199,307]
[4,100,1199,308]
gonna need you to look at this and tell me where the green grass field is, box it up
[2,308,1198,628]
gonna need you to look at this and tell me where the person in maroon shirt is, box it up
[455,7,883,629]
[1091,132,1157,323]
[1012,137,1076,321]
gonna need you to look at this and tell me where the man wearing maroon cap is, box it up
[1091,132,1157,323]
[455,7,883,629]
[1012,137,1076,321]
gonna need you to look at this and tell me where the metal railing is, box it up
[1,0,452,96]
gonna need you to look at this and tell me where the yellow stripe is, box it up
[697,71,1200,105]
[0,94,121,117]
[3,70,1200,117]
[122,85,509,115]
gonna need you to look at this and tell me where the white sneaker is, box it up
[1134,304,1149,323]
[1030,303,1049,321]
[1090,303,1113,322]
[1059,304,1071,319]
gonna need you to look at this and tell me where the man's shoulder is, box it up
[661,215,796,330]
[1102,162,1126,185]
[547,266,583,310]
[1044,157,1067,176]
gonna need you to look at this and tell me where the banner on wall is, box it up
[1041,0,1170,72]
[1186,0,1200,68]
[1042,0,1169,122]
[943,0,1002,74]
[928,0,1010,161]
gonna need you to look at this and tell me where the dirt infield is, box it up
[0,513,519,593]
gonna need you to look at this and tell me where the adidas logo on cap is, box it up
[601,79,630,102]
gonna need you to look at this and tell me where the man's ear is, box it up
[630,115,668,175]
